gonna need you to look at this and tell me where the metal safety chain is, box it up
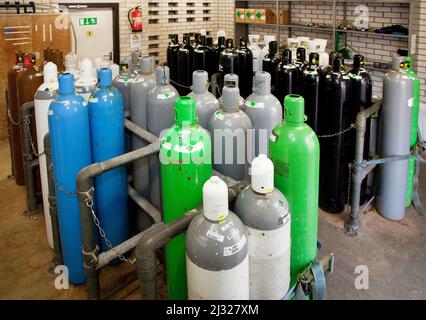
[7,109,20,126]
[80,187,136,265]
[317,123,356,138]
[22,114,44,158]
[48,163,76,196]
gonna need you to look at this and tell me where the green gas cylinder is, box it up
[269,94,320,285]
[404,57,420,208]
[160,96,212,300]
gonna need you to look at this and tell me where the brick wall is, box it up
[245,1,411,98]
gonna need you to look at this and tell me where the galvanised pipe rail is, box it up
[345,100,382,233]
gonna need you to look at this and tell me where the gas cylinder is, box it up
[218,73,245,108]
[248,34,262,74]
[404,56,420,208]
[130,50,141,73]
[34,62,58,249]
[322,52,339,75]
[262,41,280,92]
[318,56,353,213]
[208,85,252,181]
[113,58,135,112]
[377,56,413,220]
[7,52,25,185]
[187,70,219,129]
[234,154,290,299]
[48,73,92,284]
[75,58,97,103]
[275,49,298,105]
[219,38,239,89]
[186,176,249,300]
[147,66,179,209]
[178,33,194,96]
[130,56,155,231]
[192,33,201,48]
[242,71,282,159]
[193,35,209,73]
[299,52,324,132]
[160,96,212,300]
[348,54,372,204]
[236,36,253,99]
[206,36,216,79]
[64,52,80,79]
[167,34,180,84]
[260,35,276,66]
[88,68,129,252]
[269,94,319,284]
[17,54,43,188]
[214,36,226,75]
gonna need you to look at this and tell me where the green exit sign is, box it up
[79,17,97,26]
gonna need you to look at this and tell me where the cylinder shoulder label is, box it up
[223,235,246,257]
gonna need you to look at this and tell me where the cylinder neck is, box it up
[222,86,240,111]
[192,70,208,93]
[223,73,239,87]
[58,73,75,95]
[206,36,213,47]
[281,49,292,64]
[332,57,342,72]
[156,66,170,85]
[240,36,248,48]
[284,94,305,125]
[98,68,113,87]
[199,35,206,46]
[352,54,363,72]
[218,36,225,47]
[226,38,234,49]
[309,52,320,66]
[253,71,271,95]
[175,96,197,126]
[297,47,306,62]
[170,34,178,44]
[140,56,153,74]
[268,41,278,56]
[183,33,190,45]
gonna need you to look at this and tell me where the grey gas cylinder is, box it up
[147,65,179,209]
[113,58,136,112]
[130,56,156,231]
[186,176,249,300]
[234,154,291,299]
[187,70,219,129]
[242,71,282,161]
[208,85,252,181]
[376,56,413,221]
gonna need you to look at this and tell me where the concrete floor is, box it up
[0,138,425,300]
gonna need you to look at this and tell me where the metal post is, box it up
[20,101,38,215]
[5,89,15,179]
[346,100,382,232]
[44,133,63,266]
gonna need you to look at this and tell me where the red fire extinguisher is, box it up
[128,6,143,32]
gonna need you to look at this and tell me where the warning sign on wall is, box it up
[130,34,142,49]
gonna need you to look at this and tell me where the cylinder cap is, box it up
[131,50,141,65]
[284,94,305,124]
[80,58,93,78]
[175,96,197,125]
[59,73,75,95]
[156,66,170,85]
[203,176,229,221]
[392,56,405,71]
[43,62,58,88]
[224,73,239,87]
[254,71,271,95]
[192,70,208,93]
[282,49,292,63]
[251,154,274,194]
[98,67,113,87]
[222,86,240,111]
[309,52,320,66]
[297,47,306,62]
[140,56,153,73]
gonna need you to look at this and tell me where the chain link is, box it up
[7,109,20,126]
[81,187,136,265]
[22,115,44,158]
[49,163,76,196]
[317,123,356,139]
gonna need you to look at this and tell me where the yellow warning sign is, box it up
[86,31,93,37]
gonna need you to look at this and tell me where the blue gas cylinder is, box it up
[48,73,92,284]
[88,68,129,252]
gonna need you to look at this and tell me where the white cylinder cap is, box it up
[43,62,58,88]
[80,59,93,78]
[111,64,120,79]
[250,154,274,194]
[94,57,102,70]
[64,53,77,68]
[203,176,229,221]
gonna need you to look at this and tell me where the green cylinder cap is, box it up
[284,94,305,124]
[404,56,413,72]
[175,96,198,125]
